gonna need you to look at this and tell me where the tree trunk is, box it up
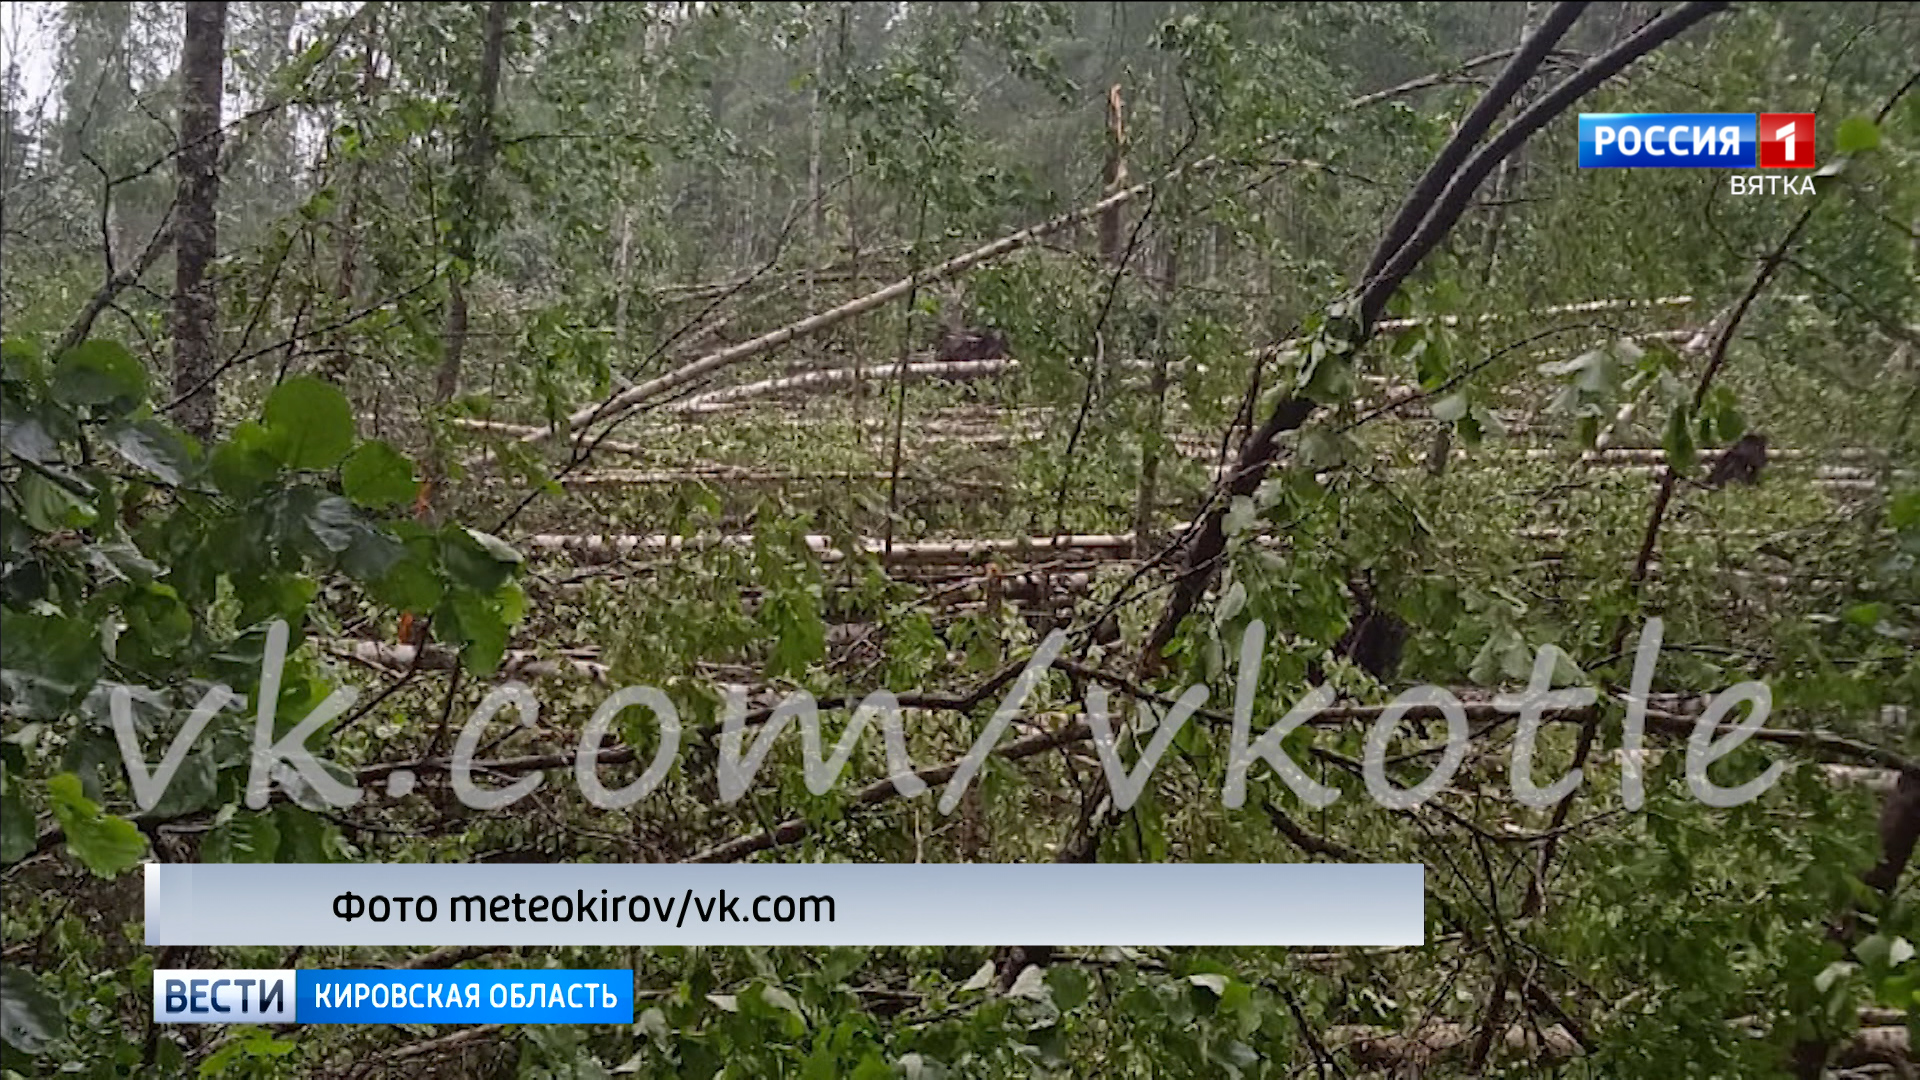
[325,6,382,383]
[170,1,226,442]
[423,0,510,510]
[399,0,508,647]
[806,18,826,308]
[611,199,634,366]
[1133,244,1176,558]
[1474,2,1543,285]
[1098,84,1128,264]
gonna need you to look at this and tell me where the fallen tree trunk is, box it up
[664,358,1016,413]
[523,531,1144,567]
[326,640,610,682]
[541,468,1008,491]
[1329,1020,1580,1070]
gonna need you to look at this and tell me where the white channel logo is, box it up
[154,969,296,1024]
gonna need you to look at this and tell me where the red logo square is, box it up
[1758,113,1815,168]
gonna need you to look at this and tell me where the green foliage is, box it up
[2,332,528,1067]
[261,377,356,470]
[340,440,418,509]
[46,773,147,877]
[0,966,66,1055]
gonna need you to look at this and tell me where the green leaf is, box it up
[440,527,522,591]
[102,419,199,485]
[341,440,418,509]
[210,421,286,496]
[270,805,338,863]
[202,810,281,863]
[1815,960,1854,994]
[50,340,147,414]
[369,552,444,612]
[0,966,66,1054]
[442,590,511,675]
[301,495,370,554]
[262,376,354,469]
[144,747,218,819]
[340,524,406,585]
[1702,386,1745,444]
[1297,428,1350,470]
[755,984,805,1023]
[1045,966,1090,1010]
[2,337,44,384]
[16,470,95,532]
[1663,406,1696,475]
[764,584,826,678]
[197,1027,296,1075]
[47,773,147,877]
[1544,645,1586,687]
[0,772,35,864]
[1844,603,1888,628]
[1889,490,1920,532]
[1431,393,1469,422]
[0,610,103,718]
[0,400,58,462]
[1297,349,1355,405]
[124,583,194,658]
[1224,496,1258,537]
[235,572,318,629]
[1836,115,1880,154]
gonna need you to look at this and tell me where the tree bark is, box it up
[423,0,510,510]
[398,0,509,647]
[1133,245,1176,558]
[806,16,826,308]
[325,6,382,383]
[432,0,509,408]
[1098,84,1128,264]
[170,1,226,442]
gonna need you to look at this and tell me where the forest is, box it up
[1,1,1918,1076]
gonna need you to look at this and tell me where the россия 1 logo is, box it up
[1579,113,1816,194]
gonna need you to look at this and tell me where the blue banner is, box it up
[1579,113,1756,168]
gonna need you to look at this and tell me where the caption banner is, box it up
[145,863,1425,947]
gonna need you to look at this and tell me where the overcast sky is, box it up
[2,2,58,112]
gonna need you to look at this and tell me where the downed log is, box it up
[547,468,1007,491]
[1833,1025,1910,1070]
[1497,446,1884,465]
[665,358,1015,413]
[1369,293,1698,333]
[1328,1021,1580,1069]
[327,640,610,683]
[523,531,1144,567]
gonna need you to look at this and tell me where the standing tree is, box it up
[169,0,225,441]
[423,0,510,517]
